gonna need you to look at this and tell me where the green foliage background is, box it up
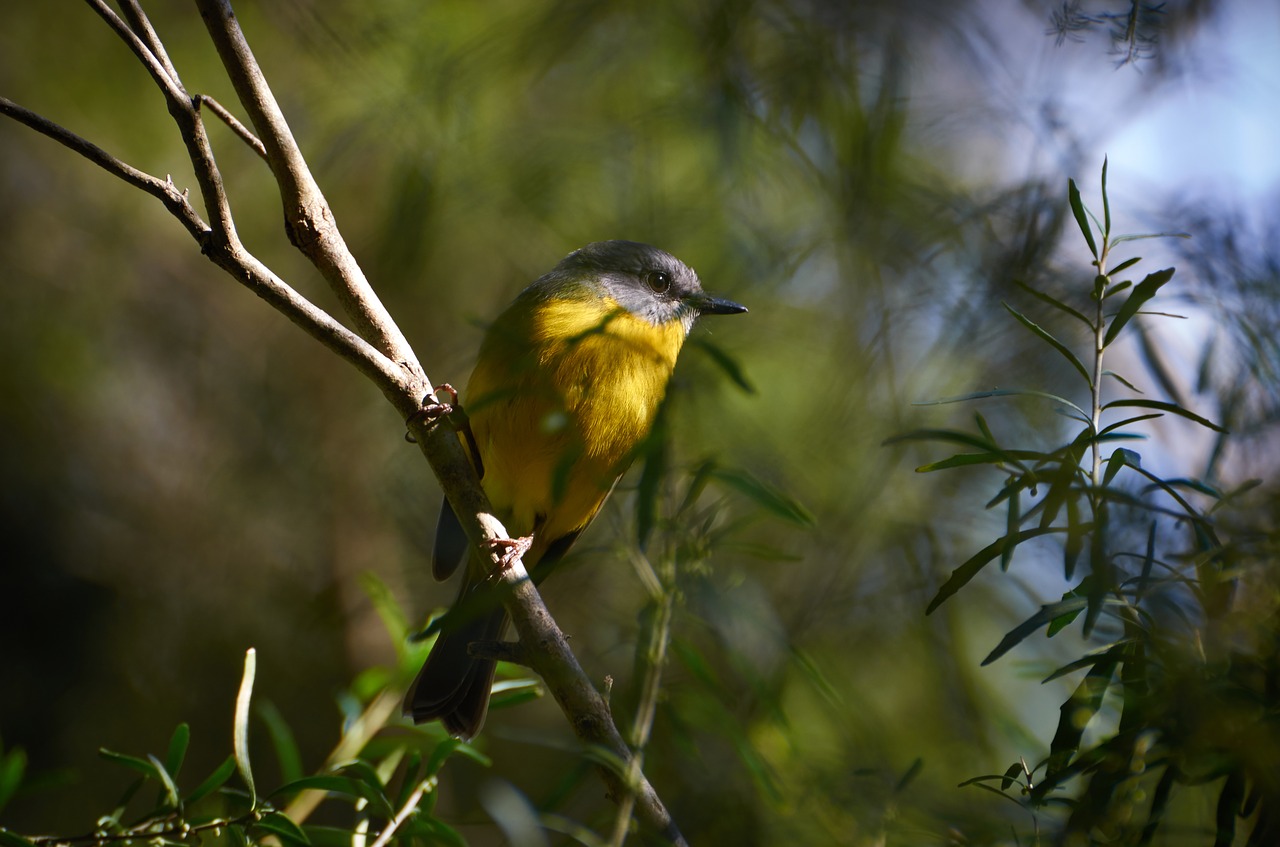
[2,1,1278,844]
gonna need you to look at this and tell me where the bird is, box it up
[404,240,746,738]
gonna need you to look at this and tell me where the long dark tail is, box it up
[404,572,507,739]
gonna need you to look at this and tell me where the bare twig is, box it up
[196,94,268,160]
[0,95,207,241]
[117,0,183,85]
[193,0,422,374]
[610,551,677,847]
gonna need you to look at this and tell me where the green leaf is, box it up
[926,527,1065,614]
[1109,231,1191,245]
[359,571,410,652]
[692,337,755,393]
[185,755,236,805]
[1062,495,1084,581]
[1013,281,1090,326]
[710,467,814,526]
[1109,256,1141,275]
[1102,279,1132,299]
[1100,157,1111,239]
[1103,267,1174,346]
[1068,178,1098,259]
[0,747,27,815]
[257,701,303,786]
[1001,489,1021,571]
[0,831,37,847]
[234,647,258,809]
[1043,656,1119,785]
[914,388,1089,420]
[1104,398,1226,433]
[894,758,924,794]
[1103,369,1141,392]
[1003,303,1091,384]
[253,811,311,846]
[164,723,190,784]
[1098,413,1162,437]
[147,753,180,809]
[1102,447,1141,486]
[272,775,393,819]
[981,597,1088,665]
[98,748,160,779]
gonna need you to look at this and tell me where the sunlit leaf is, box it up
[147,753,180,809]
[234,648,257,809]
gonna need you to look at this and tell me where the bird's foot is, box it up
[404,384,459,443]
[488,535,533,577]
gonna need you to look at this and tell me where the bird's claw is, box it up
[405,384,459,443]
[487,535,533,577]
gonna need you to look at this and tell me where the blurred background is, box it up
[2,0,1279,843]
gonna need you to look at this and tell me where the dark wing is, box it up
[432,498,470,581]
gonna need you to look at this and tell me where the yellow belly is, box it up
[465,293,687,559]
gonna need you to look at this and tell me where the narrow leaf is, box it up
[1068,178,1098,259]
[1109,256,1141,275]
[711,467,814,526]
[1101,157,1111,239]
[185,755,236,805]
[1001,489,1021,571]
[1104,398,1226,433]
[1103,370,1142,392]
[164,723,190,783]
[257,701,303,786]
[981,597,1088,665]
[0,747,28,815]
[234,647,257,809]
[1003,303,1091,384]
[1102,448,1141,486]
[1103,267,1174,346]
[692,338,755,393]
[98,748,159,779]
[927,527,1064,614]
[146,754,180,809]
[0,832,37,847]
[1109,231,1191,244]
[1013,281,1090,326]
[253,811,311,846]
[1043,658,1118,784]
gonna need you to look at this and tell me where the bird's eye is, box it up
[645,270,671,294]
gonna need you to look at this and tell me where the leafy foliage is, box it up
[900,164,1280,842]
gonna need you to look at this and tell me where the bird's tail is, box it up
[404,571,508,739]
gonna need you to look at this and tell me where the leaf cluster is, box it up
[891,163,1280,843]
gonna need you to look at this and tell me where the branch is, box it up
[193,0,423,375]
[0,95,207,241]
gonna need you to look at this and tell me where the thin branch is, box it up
[84,0,186,104]
[370,779,433,847]
[611,551,677,847]
[0,95,207,241]
[193,0,424,376]
[196,94,268,160]
[117,0,183,86]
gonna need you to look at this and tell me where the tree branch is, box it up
[193,0,423,376]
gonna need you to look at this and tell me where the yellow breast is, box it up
[465,292,688,556]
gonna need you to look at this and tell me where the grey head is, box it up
[542,240,746,332]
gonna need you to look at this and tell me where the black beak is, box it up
[696,294,748,316]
